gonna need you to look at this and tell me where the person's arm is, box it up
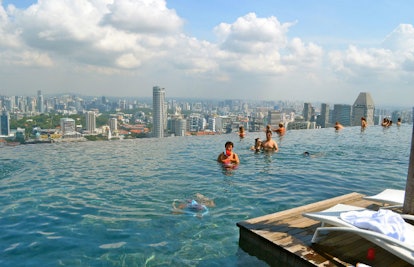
[217,153,224,162]
[232,153,240,164]
[274,141,279,152]
[218,152,230,163]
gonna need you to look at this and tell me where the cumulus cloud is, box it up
[213,13,322,75]
[102,0,183,34]
[1,0,414,106]
[329,23,414,81]
[1,0,183,72]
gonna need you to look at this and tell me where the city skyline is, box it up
[1,1,414,107]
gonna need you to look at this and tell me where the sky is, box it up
[1,0,413,107]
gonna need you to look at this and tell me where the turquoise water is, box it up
[0,125,412,266]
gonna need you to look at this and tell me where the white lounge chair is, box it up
[303,204,414,265]
[363,189,405,207]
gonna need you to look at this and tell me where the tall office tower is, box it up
[109,118,117,133]
[208,117,216,132]
[86,111,96,133]
[37,90,44,113]
[170,117,186,136]
[268,110,283,128]
[119,99,127,110]
[303,103,313,121]
[152,86,166,138]
[352,92,375,126]
[317,103,330,128]
[14,96,20,112]
[0,109,10,136]
[332,104,352,126]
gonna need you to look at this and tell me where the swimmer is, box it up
[194,193,215,207]
[302,151,325,158]
[172,193,215,218]
[239,126,245,138]
[172,199,208,218]
[274,123,286,136]
[360,117,367,128]
[250,138,262,152]
[334,122,344,131]
[262,130,279,152]
[217,141,240,165]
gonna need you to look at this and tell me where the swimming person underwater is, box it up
[172,193,215,218]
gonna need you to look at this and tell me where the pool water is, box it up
[0,125,411,266]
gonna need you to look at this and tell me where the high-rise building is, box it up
[60,118,76,135]
[152,86,166,138]
[352,92,375,126]
[333,104,352,126]
[170,117,186,136]
[1,109,10,136]
[37,90,44,113]
[267,110,283,128]
[208,117,216,132]
[86,111,96,133]
[303,103,313,121]
[109,118,117,134]
[317,103,330,128]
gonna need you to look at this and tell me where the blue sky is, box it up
[1,0,414,107]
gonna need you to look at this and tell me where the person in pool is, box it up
[361,117,367,128]
[217,141,240,165]
[239,126,245,139]
[250,138,262,152]
[172,193,215,218]
[334,121,344,131]
[274,122,286,136]
[262,130,279,152]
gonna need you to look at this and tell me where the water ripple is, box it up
[0,125,412,266]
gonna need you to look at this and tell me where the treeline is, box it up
[10,113,111,131]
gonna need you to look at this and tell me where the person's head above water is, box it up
[303,151,310,156]
[225,141,234,150]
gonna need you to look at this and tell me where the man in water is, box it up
[262,130,279,152]
[217,141,240,165]
[239,126,245,139]
[361,117,367,128]
[334,121,344,130]
[274,122,286,136]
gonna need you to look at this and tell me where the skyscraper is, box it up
[352,92,375,126]
[0,109,10,136]
[303,103,313,121]
[86,111,96,133]
[153,86,166,138]
[317,103,330,128]
[267,110,283,128]
[333,104,352,126]
[37,90,44,113]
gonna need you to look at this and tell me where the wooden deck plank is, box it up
[237,192,413,267]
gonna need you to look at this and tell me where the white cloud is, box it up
[1,1,414,106]
[102,0,183,34]
[212,13,321,75]
[329,23,414,81]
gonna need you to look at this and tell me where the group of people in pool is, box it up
[335,116,403,131]
[217,123,284,166]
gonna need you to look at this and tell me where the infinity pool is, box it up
[0,124,411,266]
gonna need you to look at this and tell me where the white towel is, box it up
[340,209,406,242]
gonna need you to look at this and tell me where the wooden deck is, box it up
[237,192,412,267]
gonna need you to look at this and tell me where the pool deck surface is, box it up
[237,192,412,267]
